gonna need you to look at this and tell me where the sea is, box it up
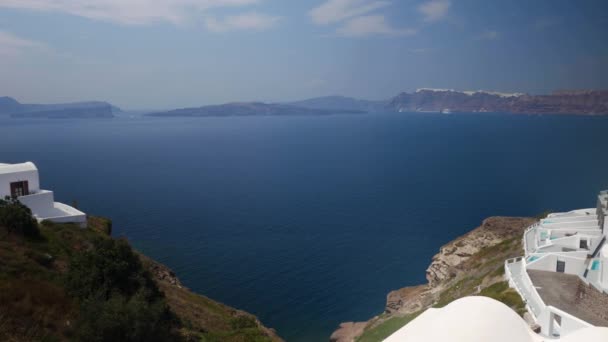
[1,112,607,341]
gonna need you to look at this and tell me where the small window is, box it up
[580,239,589,250]
[10,181,29,197]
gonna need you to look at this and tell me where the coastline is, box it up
[331,216,536,342]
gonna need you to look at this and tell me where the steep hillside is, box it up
[0,203,282,342]
[331,216,536,342]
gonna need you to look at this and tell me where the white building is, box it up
[384,296,608,342]
[503,191,608,339]
[384,191,608,341]
[0,162,86,227]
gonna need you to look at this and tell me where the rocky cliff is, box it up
[388,89,608,115]
[331,216,536,342]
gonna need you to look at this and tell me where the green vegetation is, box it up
[66,238,178,342]
[0,204,280,342]
[356,312,421,342]
[479,282,527,316]
[534,210,552,220]
[0,197,39,238]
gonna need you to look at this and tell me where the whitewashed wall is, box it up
[527,254,586,275]
[0,169,40,198]
[18,190,55,217]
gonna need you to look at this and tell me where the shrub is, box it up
[65,238,160,301]
[74,290,176,342]
[0,197,40,238]
[230,315,258,330]
[534,210,552,220]
[65,237,180,341]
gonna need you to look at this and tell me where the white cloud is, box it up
[476,29,499,41]
[0,30,45,57]
[310,0,413,38]
[0,0,262,25]
[336,15,416,37]
[310,0,390,25]
[204,12,280,32]
[418,0,450,22]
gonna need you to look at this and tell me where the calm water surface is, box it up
[1,113,607,341]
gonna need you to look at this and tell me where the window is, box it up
[10,181,29,197]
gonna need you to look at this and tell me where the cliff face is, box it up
[331,216,536,342]
[388,89,608,115]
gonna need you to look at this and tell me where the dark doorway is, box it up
[580,239,588,250]
[10,181,29,197]
[556,260,566,273]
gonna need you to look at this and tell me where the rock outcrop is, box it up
[331,216,536,342]
[329,322,367,342]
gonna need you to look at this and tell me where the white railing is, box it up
[505,257,546,319]
[523,222,539,257]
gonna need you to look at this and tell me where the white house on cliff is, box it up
[0,162,86,227]
[384,190,608,341]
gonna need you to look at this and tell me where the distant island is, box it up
[147,89,608,117]
[147,102,365,117]
[0,96,118,118]
[3,89,608,119]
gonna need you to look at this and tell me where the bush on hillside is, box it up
[73,290,176,342]
[0,197,39,238]
[66,238,180,341]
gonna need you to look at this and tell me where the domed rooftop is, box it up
[384,296,542,342]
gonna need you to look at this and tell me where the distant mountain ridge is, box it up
[0,96,119,118]
[4,89,608,118]
[387,89,608,115]
[147,101,365,117]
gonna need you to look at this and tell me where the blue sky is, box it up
[0,0,607,109]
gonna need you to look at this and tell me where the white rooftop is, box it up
[384,297,542,342]
[0,161,37,175]
[383,296,608,342]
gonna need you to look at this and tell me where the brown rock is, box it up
[330,322,367,342]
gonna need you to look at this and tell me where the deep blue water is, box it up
[1,113,607,341]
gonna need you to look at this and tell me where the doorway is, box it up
[556,260,566,273]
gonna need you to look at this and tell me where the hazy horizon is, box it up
[1,0,607,109]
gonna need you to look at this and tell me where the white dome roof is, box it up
[384,296,541,342]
